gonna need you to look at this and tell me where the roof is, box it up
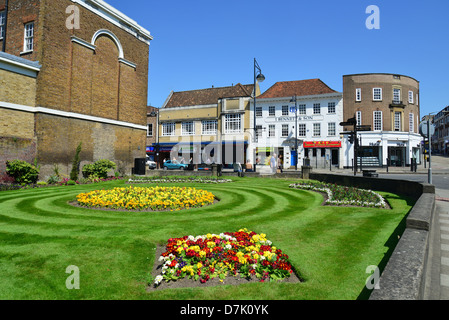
[0,51,41,70]
[163,83,254,108]
[257,79,338,99]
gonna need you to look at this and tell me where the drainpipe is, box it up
[1,0,8,52]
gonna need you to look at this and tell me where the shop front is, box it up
[303,141,342,168]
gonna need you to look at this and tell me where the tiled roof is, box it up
[164,83,254,108]
[257,79,338,99]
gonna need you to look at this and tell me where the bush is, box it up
[70,142,82,181]
[6,160,40,185]
[82,160,116,179]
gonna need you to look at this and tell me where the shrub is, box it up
[6,160,40,185]
[82,160,116,179]
[70,142,82,181]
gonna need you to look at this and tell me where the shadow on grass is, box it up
[356,196,416,300]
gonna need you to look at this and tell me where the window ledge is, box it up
[20,50,33,55]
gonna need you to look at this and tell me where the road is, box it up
[378,173,449,190]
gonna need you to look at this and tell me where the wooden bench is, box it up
[363,170,379,178]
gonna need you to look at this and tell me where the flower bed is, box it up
[153,228,295,287]
[289,181,387,208]
[128,176,232,184]
[76,186,216,211]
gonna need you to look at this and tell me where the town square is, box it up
[1,0,449,311]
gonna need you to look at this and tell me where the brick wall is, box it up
[0,68,36,105]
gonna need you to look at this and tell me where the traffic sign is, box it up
[419,122,435,138]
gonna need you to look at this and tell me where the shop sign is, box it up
[304,141,342,148]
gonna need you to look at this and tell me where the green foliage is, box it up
[82,159,116,179]
[5,160,40,185]
[70,142,82,181]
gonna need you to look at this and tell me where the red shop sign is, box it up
[304,141,342,148]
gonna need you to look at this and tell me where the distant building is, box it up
[251,79,344,169]
[146,106,158,162]
[342,73,422,168]
[0,0,152,177]
[157,83,259,168]
[432,106,449,155]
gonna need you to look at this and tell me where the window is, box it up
[409,113,415,133]
[202,120,217,135]
[328,102,336,114]
[408,91,414,104]
[313,123,321,137]
[298,104,306,115]
[298,124,306,137]
[356,111,362,126]
[24,22,34,52]
[416,93,419,106]
[182,122,195,135]
[162,122,176,136]
[147,123,153,137]
[282,124,289,137]
[373,88,382,101]
[393,88,401,103]
[356,88,362,101]
[394,112,402,131]
[0,11,5,40]
[268,106,276,117]
[268,125,276,137]
[255,106,262,117]
[313,103,321,115]
[256,125,262,137]
[328,123,336,136]
[224,114,241,133]
[374,111,382,131]
[282,105,289,116]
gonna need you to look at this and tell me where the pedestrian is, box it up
[245,159,253,172]
[270,153,277,174]
[277,155,283,173]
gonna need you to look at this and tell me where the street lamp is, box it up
[253,58,265,172]
[290,95,298,171]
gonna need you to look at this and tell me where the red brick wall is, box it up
[0,0,41,62]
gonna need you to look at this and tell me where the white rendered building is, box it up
[249,79,344,170]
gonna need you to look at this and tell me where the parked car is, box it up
[146,157,157,170]
[163,160,189,170]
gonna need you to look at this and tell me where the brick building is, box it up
[157,83,257,169]
[146,105,158,163]
[342,73,422,167]
[0,0,152,178]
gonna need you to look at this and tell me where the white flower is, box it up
[158,256,164,262]
[154,275,163,285]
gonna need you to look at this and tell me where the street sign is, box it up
[340,117,356,127]
[356,125,372,131]
[419,122,435,138]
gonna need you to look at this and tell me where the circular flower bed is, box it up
[153,228,295,287]
[76,186,216,211]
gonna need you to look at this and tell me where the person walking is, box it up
[277,155,283,173]
[270,154,277,174]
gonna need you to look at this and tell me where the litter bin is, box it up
[134,158,146,176]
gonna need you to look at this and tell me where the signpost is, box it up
[340,117,359,176]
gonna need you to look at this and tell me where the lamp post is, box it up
[290,95,298,171]
[253,58,265,172]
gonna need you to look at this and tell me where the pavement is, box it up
[308,155,449,300]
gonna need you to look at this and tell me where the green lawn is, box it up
[0,177,413,300]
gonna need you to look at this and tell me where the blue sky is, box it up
[106,0,449,117]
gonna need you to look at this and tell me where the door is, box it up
[331,149,339,165]
[291,150,297,167]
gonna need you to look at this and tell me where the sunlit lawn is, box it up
[0,177,413,300]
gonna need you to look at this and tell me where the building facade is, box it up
[342,73,422,168]
[433,106,449,155]
[146,106,158,162]
[250,79,344,170]
[156,83,258,168]
[0,0,152,178]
